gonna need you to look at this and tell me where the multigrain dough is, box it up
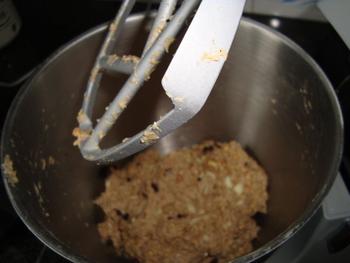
[96,141,268,263]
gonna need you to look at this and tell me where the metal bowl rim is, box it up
[0,14,344,263]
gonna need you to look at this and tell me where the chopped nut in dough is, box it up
[234,182,244,195]
[224,176,233,189]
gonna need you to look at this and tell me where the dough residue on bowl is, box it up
[95,140,269,263]
[2,154,19,186]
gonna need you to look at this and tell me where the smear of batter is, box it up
[2,155,18,186]
[202,49,228,62]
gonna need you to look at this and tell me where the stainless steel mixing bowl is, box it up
[1,15,343,263]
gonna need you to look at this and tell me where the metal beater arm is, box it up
[75,0,201,162]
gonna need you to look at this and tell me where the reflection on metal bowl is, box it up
[1,15,343,263]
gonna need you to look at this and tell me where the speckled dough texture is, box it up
[95,140,269,263]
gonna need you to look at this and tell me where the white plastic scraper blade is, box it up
[161,0,246,120]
